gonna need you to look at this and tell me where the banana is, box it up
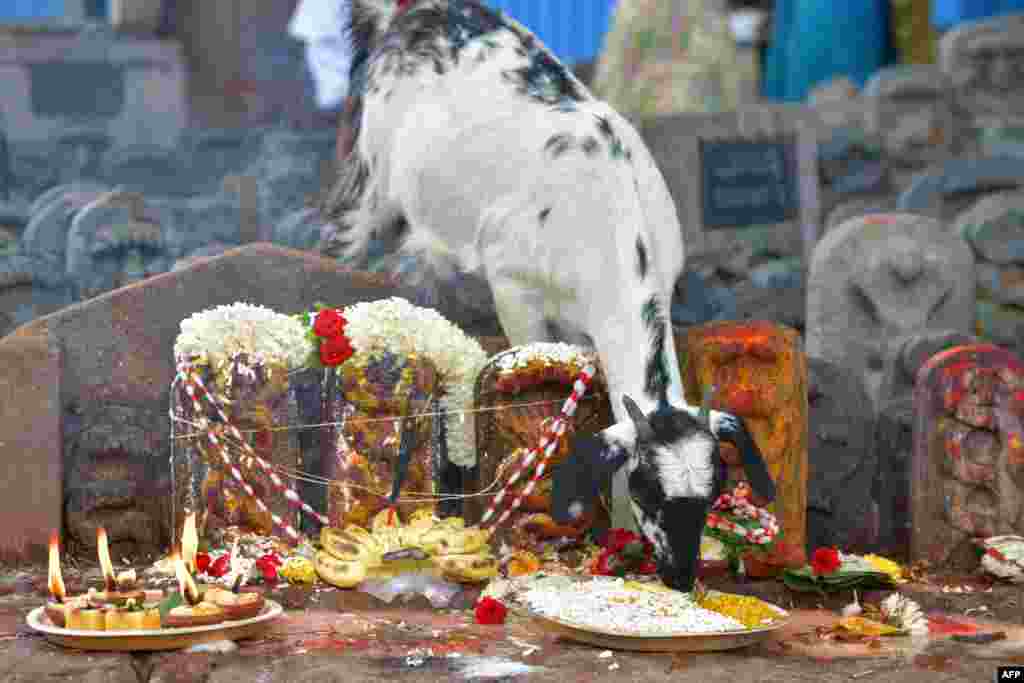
[321,527,380,564]
[314,550,367,588]
[421,526,491,556]
[437,553,500,583]
[316,511,496,587]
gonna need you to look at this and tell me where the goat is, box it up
[326,0,777,593]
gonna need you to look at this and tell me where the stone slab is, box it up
[0,330,61,563]
[6,243,416,548]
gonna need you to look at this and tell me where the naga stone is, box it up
[682,320,808,567]
[910,343,1024,569]
[807,212,975,406]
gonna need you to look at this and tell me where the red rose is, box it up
[810,547,842,576]
[320,334,354,366]
[195,552,211,575]
[255,555,279,583]
[605,528,642,553]
[313,309,346,339]
[208,554,231,578]
[474,597,508,625]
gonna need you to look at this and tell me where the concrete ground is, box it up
[1,563,1022,682]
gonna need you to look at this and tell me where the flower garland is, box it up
[305,297,488,468]
[174,302,309,376]
[705,483,779,547]
[493,342,593,393]
[589,528,658,577]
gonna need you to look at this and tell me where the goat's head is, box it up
[552,394,776,593]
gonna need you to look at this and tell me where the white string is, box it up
[169,393,599,441]
[187,411,541,505]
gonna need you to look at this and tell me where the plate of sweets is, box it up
[489,574,788,652]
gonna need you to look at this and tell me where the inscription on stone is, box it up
[700,137,800,229]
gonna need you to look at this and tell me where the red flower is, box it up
[474,597,508,625]
[637,560,659,575]
[208,554,231,578]
[605,528,642,553]
[313,309,346,339]
[195,552,211,575]
[810,547,842,576]
[255,554,280,583]
[320,334,355,367]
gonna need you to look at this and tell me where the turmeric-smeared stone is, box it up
[682,321,808,566]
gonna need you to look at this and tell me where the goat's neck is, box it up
[591,294,688,424]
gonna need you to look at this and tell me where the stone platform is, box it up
[0,560,1022,682]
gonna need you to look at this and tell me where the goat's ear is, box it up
[713,413,777,503]
[550,434,628,524]
[622,395,654,442]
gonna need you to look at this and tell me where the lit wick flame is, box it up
[172,552,201,607]
[181,511,198,575]
[48,531,66,604]
[96,527,117,593]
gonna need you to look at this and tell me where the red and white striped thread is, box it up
[181,376,303,542]
[183,369,329,528]
[480,364,596,528]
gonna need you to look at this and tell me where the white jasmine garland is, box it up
[495,342,591,373]
[333,297,488,468]
[174,302,309,372]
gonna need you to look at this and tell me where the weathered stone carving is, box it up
[807,212,976,405]
[874,330,980,554]
[910,343,1024,569]
[682,321,808,566]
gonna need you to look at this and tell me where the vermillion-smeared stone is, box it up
[682,321,808,567]
[912,344,1024,569]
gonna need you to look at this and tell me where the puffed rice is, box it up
[522,577,744,635]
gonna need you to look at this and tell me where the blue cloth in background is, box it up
[763,0,896,102]
[932,0,1024,31]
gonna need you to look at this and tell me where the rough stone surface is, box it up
[273,207,328,252]
[64,190,170,301]
[806,212,976,406]
[730,279,806,335]
[873,330,980,556]
[939,13,1024,128]
[6,244,417,548]
[955,191,1024,265]
[864,65,956,177]
[20,187,106,276]
[682,321,809,567]
[806,356,878,554]
[0,331,61,563]
[671,269,737,327]
[897,156,1024,222]
[748,257,803,290]
[975,261,1024,306]
[824,198,894,234]
[911,343,1024,569]
[149,195,242,260]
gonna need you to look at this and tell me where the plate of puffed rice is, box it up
[490,575,788,652]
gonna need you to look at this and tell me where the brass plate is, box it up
[531,612,787,653]
[26,600,283,652]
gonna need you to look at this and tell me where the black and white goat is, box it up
[326,0,777,593]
